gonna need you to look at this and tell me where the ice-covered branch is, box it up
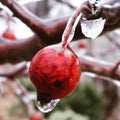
[0,62,27,77]
[0,35,42,63]
[1,0,120,43]
[0,0,120,65]
[1,54,120,82]
[80,55,120,80]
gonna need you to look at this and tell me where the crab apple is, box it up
[79,41,86,49]
[29,44,81,103]
[29,113,42,120]
[2,30,16,40]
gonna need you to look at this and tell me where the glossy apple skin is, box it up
[29,44,81,100]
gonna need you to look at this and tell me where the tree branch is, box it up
[0,35,43,63]
[1,0,120,43]
[0,0,120,64]
[0,62,27,78]
[80,55,120,80]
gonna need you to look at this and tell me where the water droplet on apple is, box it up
[35,90,60,113]
[36,99,60,113]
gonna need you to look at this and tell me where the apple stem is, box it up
[61,4,91,49]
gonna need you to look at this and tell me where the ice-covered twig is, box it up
[0,0,120,64]
[0,62,27,78]
[12,79,36,115]
[79,55,120,80]
[1,0,120,43]
[61,4,91,48]
[83,72,120,87]
[0,35,41,64]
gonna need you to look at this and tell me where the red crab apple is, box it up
[79,41,86,49]
[29,44,81,105]
[2,30,16,40]
[29,113,42,120]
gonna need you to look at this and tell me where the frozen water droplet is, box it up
[80,17,106,39]
[36,99,60,113]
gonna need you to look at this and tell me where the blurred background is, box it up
[0,0,120,120]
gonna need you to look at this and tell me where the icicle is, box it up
[36,99,60,113]
[80,17,106,39]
